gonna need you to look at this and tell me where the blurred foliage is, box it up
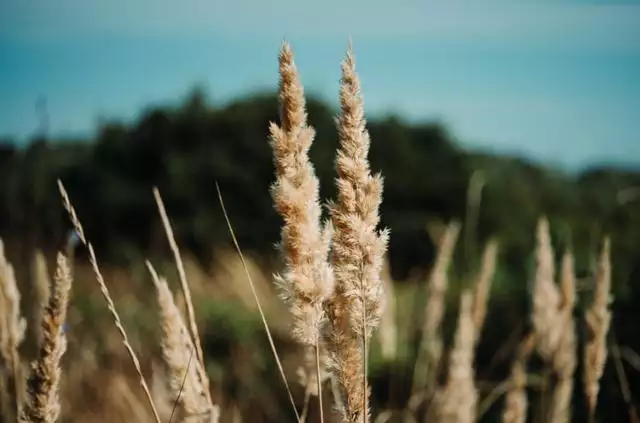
[2,87,639,297]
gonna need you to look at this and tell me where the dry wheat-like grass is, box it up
[325,44,389,423]
[532,218,563,363]
[0,239,27,420]
[501,334,535,423]
[531,219,580,423]
[153,188,207,372]
[472,239,498,342]
[57,180,162,423]
[152,188,218,421]
[269,42,334,421]
[412,221,461,395]
[584,237,612,416]
[147,262,216,423]
[0,239,26,373]
[431,291,477,423]
[266,41,389,423]
[546,251,577,423]
[31,250,51,350]
[20,252,73,423]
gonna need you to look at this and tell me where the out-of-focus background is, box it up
[1,1,640,422]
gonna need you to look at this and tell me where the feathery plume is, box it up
[501,334,534,423]
[531,220,579,422]
[413,221,461,393]
[584,238,612,416]
[0,239,27,420]
[268,41,334,421]
[21,253,73,423]
[326,44,388,423]
[269,40,333,349]
[296,346,331,397]
[0,239,26,372]
[547,251,577,423]
[147,262,215,423]
[432,292,477,423]
[532,218,562,362]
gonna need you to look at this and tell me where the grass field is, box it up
[0,42,625,423]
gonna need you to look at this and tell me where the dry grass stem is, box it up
[325,44,388,423]
[532,218,562,363]
[268,42,334,421]
[547,251,577,423]
[501,334,535,423]
[584,237,612,416]
[472,239,498,343]
[215,182,301,422]
[412,221,461,393]
[31,250,51,349]
[0,239,26,372]
[153,188,206,373]
[0,238,27,419]
[57,180,162,423]
[146,262,215,422]
[432,292,477,423]
[531,220,580,422]
[21,253,72,423]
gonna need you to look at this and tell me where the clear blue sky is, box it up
[1,0,639,170]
